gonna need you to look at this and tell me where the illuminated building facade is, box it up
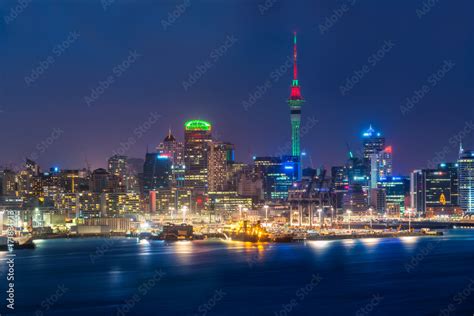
[157,129,184,166]
[411,163,459,215]
[108,155,128,191]
[208,191,252,212]
[378,176,409,215]
[208,142,235,192]
[370,146,393,189]
[101,192,141,216]
[184,120,212,191]
[254,156,298,200]
[0,169,17,196]
[458,150,474,214]
[362,125,385,162]
[143,153,172,194]
[78,192,102,218]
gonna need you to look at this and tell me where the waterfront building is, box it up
[208,191,252,212]
[101,192,141,216]
[0,169,17,196]
[377,176,409,215]
[78,192,102,218]
[183,120,212,191]
[411,163,459,215]
[458,150,474,214]
[254,156,298,201]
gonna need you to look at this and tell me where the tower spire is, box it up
[293,31,298,82]
[289,32,302,101]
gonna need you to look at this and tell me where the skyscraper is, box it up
[208,142,234,192]
[362,125,385,162]
[157,129,184,166]
[142,153,172,194]
[108,155,128,191]
[287,32,304,173]
[370,146,393,189]
[184,120,212,191]
[458,150,474,214]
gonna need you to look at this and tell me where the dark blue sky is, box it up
[1,0,473,174]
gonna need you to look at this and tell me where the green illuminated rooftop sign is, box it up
[184,120,211,131]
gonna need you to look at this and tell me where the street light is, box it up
[368,207,373,230]
[346,209,352,231]
[169,207,175,220]
[408,208,412,232]
[317,208,323,231]
[182,206,188,224]
[264,205,269,222]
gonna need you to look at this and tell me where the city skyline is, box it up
[1,1,474,174]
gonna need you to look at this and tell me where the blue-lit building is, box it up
[378,176,409,215]
[254,156,299,200]
[143,153,172,194]
[458,150,474,214]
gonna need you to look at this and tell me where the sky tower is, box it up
[288,32,304,164]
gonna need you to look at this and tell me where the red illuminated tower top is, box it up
[289,32,303,101]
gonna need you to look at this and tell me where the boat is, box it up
[0,236,36,251]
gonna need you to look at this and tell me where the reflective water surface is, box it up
[2,229,474,315]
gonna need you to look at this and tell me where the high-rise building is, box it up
[0,169,17,196]
[157,129,184,166]
[287,32,304,178]
[254,156,298,200]
[362,125,385,162]
[458,150,474,214]
[208,142,235,192]
[108,155,128,190]
[377,176,409,216]
[90,168,110,193]
[143,153,172,194]
[183,120,212,191]
[370,146,393,189]
[411,163,460,216]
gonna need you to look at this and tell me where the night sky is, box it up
[1,0,473,174]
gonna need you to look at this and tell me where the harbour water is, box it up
[2,229,474,315]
